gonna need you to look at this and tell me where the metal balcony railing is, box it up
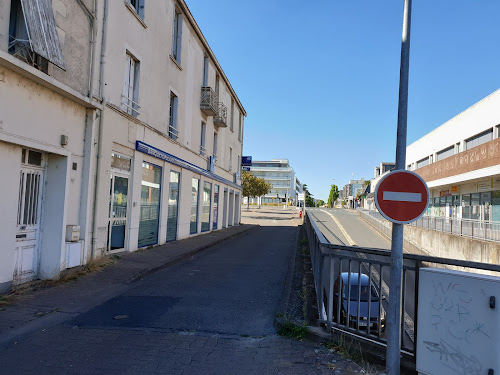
[168,124,179,141]
[8,36,47,72]
[200,145,206,156]
[121,95,141,117]
[214,102,227,127]
[200,87,218,116]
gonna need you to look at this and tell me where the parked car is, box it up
[331,272,386,331]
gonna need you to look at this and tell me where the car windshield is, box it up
[343,285,379,302]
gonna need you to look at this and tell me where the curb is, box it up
[126,224,259,283]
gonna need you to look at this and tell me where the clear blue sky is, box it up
[187,0,500,201]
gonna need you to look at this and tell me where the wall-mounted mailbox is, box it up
[66,225,80,242]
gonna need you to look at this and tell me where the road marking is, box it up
[323,210,415,342]
[383,191,421,202]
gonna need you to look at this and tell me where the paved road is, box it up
[307,208,416,351]
[0,208,367,375]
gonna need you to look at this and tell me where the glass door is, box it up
[108,174,129,251]
[166,171,180,242]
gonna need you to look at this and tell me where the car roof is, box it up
[340,272,369,286]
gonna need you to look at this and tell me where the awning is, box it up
[21,0,65,70]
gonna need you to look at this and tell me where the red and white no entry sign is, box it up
[374,170,429,224]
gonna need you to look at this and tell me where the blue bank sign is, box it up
[136,141,240,189]
[241,156,252,166]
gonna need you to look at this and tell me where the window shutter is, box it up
[20,0,65,69]
[172,96,178,139]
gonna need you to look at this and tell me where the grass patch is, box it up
[277,321,309,340]
[325,334,363,362]
[299,238,308,246]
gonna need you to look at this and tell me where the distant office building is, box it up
[248,159,302,205]
[407,89,500,221]
[343,179,365,209]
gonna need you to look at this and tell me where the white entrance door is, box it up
[15,162,44,284]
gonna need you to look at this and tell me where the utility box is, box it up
[417,268,500,375]
[66,225,80,242]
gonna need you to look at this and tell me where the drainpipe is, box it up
[91,0,109,260]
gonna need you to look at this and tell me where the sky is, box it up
[187,0,500,201]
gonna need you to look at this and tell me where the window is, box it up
[237,155,241,173]
[416,157,429,169]
[122,53,140,117]
[200,122,206,156]
[202,56,209,87]
[172,10,183,63]
[213,132,218,161]
[128,0,145,19]
[230,98,234,131]
[190,178,199,234]
[238,113,242,141]
[436,146,454,161]
[466,129,493,150]
[169,92,179,140]
[8,0,65,72]
[229,147,233,172]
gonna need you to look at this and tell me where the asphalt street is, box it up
[0,207,370,375]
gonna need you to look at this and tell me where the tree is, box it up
[305,195,315,207]
[328,184,339,208]
[241,171,271,209]
[316,200,325,207]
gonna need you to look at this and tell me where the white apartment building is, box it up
[407,89,500,221]
[0,0,245,293]
[247,159,301,205]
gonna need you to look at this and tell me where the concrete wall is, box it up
[0,0,93,96]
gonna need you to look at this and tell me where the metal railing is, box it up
[8,36,47,72]
[304,211,500,358]
[214,102,227,127]
[121,95,141,117]
[361,209,500,243]
[200,87,218,116]
[168,124,179,140]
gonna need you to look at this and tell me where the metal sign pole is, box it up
[387,0,412,374]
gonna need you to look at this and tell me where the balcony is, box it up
[8,36,48,73]
[200,87,217,116]
[213,102,227,128]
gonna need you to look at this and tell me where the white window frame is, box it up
[229,147,233,172]
[172,9,183,63]
[127,0,145,20]
[200,122,206,156]
[169,92,179,140]
[122,52,140,117]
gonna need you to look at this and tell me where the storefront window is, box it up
[166,171,180,242]
[462,194,471,219]
[471,193,480,220]
[492,191,500,222]
[481,192,491,221]
[201,182,212,232]
[190,178,199,234]
[138,162,161,248]
[213,185,219,230]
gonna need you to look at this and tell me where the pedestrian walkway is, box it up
[0,207,382,374]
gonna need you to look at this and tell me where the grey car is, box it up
[332,272,386,331]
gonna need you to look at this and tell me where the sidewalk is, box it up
[0,224,256,345]
[0,207,384,374]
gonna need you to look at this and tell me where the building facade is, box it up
[247,159,301,205]
[407,89,500,221]
[0,0,245,292]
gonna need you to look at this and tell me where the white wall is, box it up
[407,89,500,164]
